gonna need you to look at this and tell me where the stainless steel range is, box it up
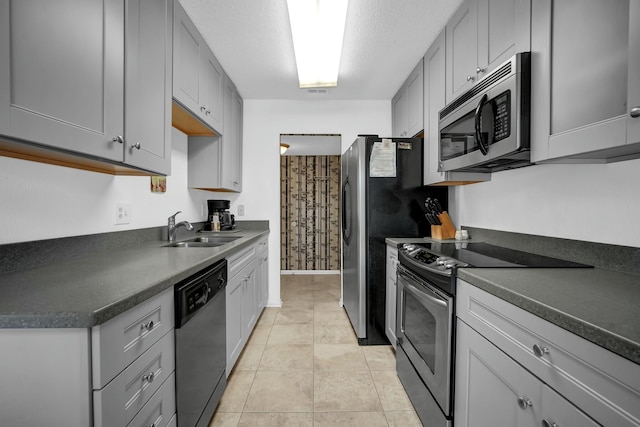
[395,241,591,427]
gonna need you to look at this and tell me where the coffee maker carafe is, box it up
[207,199,235,231]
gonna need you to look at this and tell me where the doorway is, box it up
[279,134,341,274]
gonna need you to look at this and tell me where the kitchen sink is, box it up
[165,236,241,248]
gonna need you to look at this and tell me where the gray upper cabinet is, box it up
[0,0,172,175]
[124,0,173,175]
[0,0,124,162]
[188,74,243,192]
[220,74,242,191]
[446,0,531,103]
[423,30,489,186]
[173,0,223,134]
[392,59,424,137]
[531,0,640,163]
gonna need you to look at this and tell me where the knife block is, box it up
[431,212,457,240]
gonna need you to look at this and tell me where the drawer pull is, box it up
[517,396,533,410]
[533,344,549,357]
[140,321,154,331]
[541,420,558,427]
[142,371,155,383]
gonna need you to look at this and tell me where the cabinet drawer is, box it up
[94,331,175,427]
[227,244,256,279]
[92,287,174,388]
[457,280,640,427]
[256,237,268,255]
[127,371,176,427]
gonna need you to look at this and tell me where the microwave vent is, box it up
[440,61,513,119]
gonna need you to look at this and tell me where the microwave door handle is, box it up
[475,94,489,155]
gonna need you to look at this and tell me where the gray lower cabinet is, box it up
[173,0,223,134]
[531,0,640,163]
[385,243,398,349]
[0,0,172,175]
[226,243,265,376]
[456,280,640,427]
[256,237,269,310]
[0,287,176,427]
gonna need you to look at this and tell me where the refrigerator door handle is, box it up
[342,178,352,245]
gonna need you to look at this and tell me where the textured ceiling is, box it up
[178,0,463,100]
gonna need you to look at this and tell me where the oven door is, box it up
[397,264,454,415]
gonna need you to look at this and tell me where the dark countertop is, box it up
[0,229,269,328]
[385,237,640,365]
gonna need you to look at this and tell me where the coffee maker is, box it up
[206,199,236,231]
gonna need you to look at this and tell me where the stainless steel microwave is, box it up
[438,53,531,173]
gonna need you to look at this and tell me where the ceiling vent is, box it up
[306,88,329,96]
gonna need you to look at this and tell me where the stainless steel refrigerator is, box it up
[341,135,447,345]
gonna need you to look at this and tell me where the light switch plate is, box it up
[238,205,245,216]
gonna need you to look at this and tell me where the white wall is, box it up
[451,158,640,248]
[0,128,220,244]
[235,99,391,306]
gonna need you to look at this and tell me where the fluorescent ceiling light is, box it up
[286,0,349,88]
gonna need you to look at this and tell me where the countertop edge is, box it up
[0,230,270,329]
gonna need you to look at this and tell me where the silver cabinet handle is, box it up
[142,371,155,383]
[466,75,475,82]
[631,107,640,118]
[533,344,549,357]
[476,67,485,74]
[113,135,124,144]
[131,142,141,150]
[140,321,154,331]
[206,110,211,116]
[541,419,558,427]
[200,105,207,112]
[517,397,533,410]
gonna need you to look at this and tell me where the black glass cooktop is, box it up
[423,242,591,268]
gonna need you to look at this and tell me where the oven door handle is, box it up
[398,270,448,309]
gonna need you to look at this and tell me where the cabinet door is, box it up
[173,1,202,116]
[242,264,258,339]
[477,0,530,76]
[406,59,424,137]
[385,263,397,349]
[220,75,242,192]
[531,0,631,162]
[541,384,600,427]
[124,0,172,175]
[200,50,224,133]
[628,1,640,145]
[446,0,479,102]
[232,92,243,191]
[226,273,244,376]
[455,320,540,427]
[392,89,407,136]
[423,30,447,185]
[0,0,124,161]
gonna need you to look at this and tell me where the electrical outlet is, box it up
[116,202,132,225]
[238,205,245,216]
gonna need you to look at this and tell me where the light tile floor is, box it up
[209,274,422,427]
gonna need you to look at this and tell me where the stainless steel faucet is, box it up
[168,211,194,242]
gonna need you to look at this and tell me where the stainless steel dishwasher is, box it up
[175,259,227,427]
